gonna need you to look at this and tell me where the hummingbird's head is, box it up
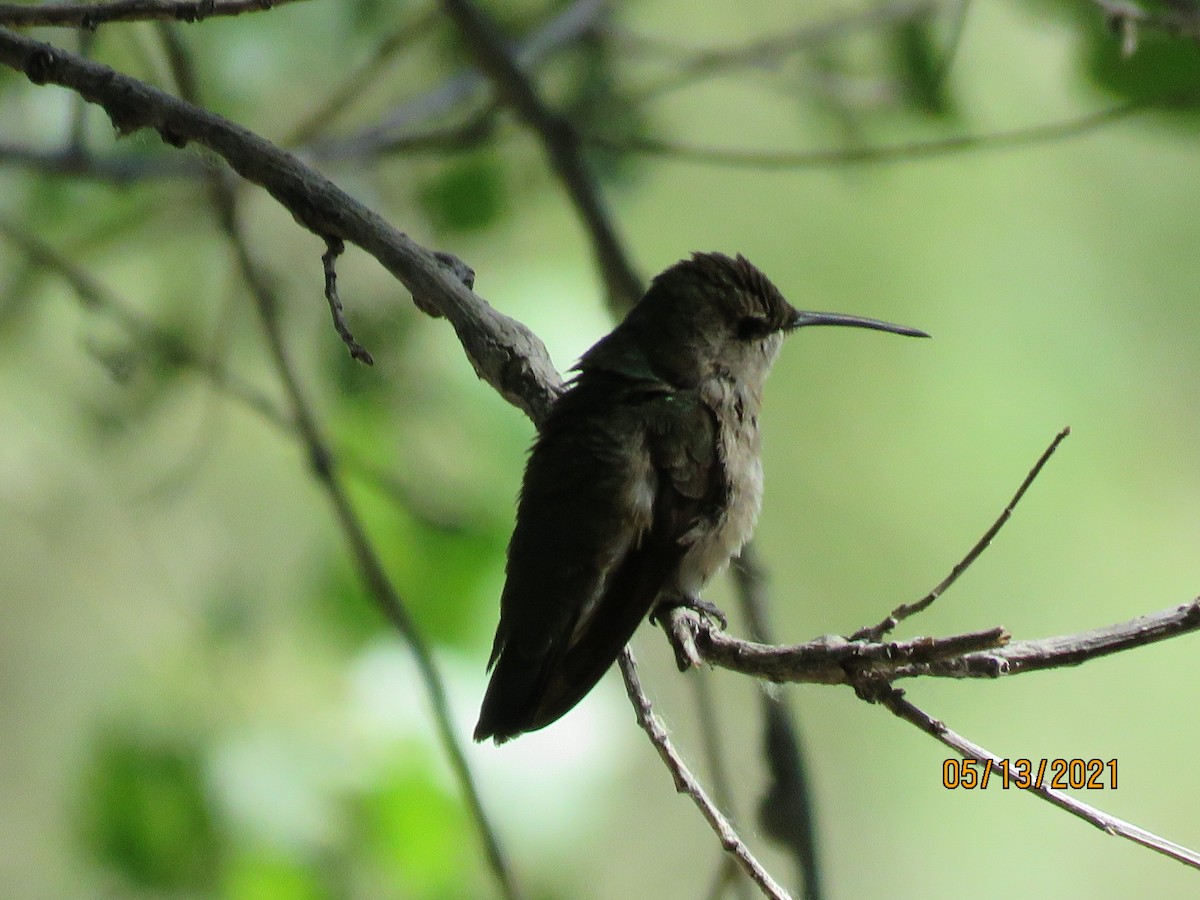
[590,252,926,389]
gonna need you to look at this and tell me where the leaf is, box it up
[892,15,957,118]
[79,729,219,890]
[1085,27,1200,110]
[417,153,508,235]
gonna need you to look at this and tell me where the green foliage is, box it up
[891,15,957,118]
[346,753,472,896]
[1085,29,1200,108]
[80,730,219,891]
[557,37,651,182]
[1017,0,1200,111]
[314,480,505,650]
[223,848,331,900]
[417,152,509,235]
[345,0,394,34]
[77,724,480,898]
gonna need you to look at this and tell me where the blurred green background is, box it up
[3,0,1200,897]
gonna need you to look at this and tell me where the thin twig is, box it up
[692,673,753,900]
[439,0,643,315]
[612,2,935,103]
[582,102,1149,170]
[619,650,792,900]
[852,426,1071,642]
[0,0,307,28]
[732,547,822,900]
[158,25,519,892]
[874,686,1200,870]
[0,26,565,423]
[904,597,1200,679]
[208,184,521,900]
[284,8,440,146]
[691,598,1200,686]
[0,141,198,180]
[321,236,373,364]
[314,0,605,164]
[1090,0,1200,38]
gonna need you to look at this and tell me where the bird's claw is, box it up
[650,595,728,631]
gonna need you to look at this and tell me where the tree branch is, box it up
[205,177,523,899]
[620,650,792,900]
[439,0,643,315]
[851,426,1071,643]
[876,686,1200,870]
[581,101,1152,169]
[689,599,1200,685]
[0,0,307,28]
[1090,0,1200,41]
[9,9,1200,888]
[610,1,936,103]
[0,26,565,424]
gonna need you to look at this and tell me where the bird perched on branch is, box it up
[475,252,927,743]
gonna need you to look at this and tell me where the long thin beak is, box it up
[790,310,929,338]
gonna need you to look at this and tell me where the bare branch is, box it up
[0,0,308,28]
[905,597,1200,679]
[313,0,606,164]
[1090,0,1200,39]
[0,26,565,423]
[582,102,1150,170]
[876,686,1200,870]
[732,549,822,900]
[284,9,440,146]
[689,599,1200,685]
[695,621,1009,685]
[0,141,198,180]
[205,179,523,900]
[611,1,936,102]
[852,426,1071,642]
[320,236,373,365]
[439,0,643,314]
[619,650,792,900]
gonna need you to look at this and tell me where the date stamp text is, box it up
[942,758,1117,790]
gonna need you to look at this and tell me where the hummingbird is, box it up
[474,252,927,743]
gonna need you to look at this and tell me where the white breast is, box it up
[674,377,764,598]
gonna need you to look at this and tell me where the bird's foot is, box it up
[650,594,728,631]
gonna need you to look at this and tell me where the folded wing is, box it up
[475,375,720,742]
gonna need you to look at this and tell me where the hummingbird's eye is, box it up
[737,316,773,341]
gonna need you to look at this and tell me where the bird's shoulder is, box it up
[545,371,720,488]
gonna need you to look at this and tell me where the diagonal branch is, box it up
[0,0,308,28]
[619,650,792,900]
[852,426,1071,642]
[10,10,1200,888]
[206,179,523,899]
[581,101,1152,169]
[876,686,1200,870]
[732,548,822,900]
[439,0,643,315]
[0,26,565,424]
[689,599,1200,685]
